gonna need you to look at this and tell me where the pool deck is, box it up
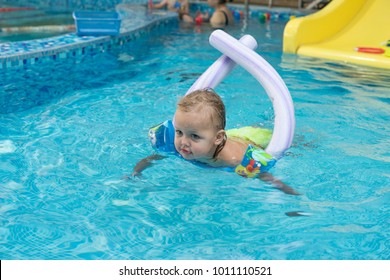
[0,5,178,69]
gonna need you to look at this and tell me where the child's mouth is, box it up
[180,148,191,155]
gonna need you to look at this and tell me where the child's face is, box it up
[173,109,221,162]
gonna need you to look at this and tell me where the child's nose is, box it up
[181,135,190,146]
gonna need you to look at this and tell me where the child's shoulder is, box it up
[217,137,248,167]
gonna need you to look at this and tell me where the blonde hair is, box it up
[177,88,226,131]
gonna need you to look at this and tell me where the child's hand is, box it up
[259,172,301,196]
[131,171,141,178]
[129,154,166,180]
[122,172,141,180]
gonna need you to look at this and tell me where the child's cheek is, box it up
[191,143,203,155]
[174,138,180,150]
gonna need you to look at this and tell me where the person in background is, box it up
[151,0,194,23]
[196,0,234,28]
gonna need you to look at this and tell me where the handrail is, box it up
[245,0,250,17]
[265,0,330,9]
[305,0,327,9]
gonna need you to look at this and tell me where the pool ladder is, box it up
[265,0,332,9]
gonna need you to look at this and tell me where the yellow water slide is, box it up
[283,0,390,69]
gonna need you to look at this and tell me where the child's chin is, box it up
[180,152,193,160]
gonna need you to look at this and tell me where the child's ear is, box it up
[215,130,226,145]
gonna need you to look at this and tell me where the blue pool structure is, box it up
[0,1,389,260]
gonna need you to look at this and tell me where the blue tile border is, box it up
[0,6,178,69]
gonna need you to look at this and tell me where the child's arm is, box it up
[259,172,301,196]
[132,154,166,177]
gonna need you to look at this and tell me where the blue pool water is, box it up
[0,16,389,260]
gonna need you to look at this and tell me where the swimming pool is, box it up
[0,8,74,42]
[0,12,389,260]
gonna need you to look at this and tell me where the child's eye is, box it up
[175,130,183,136]
[191,134,201,140]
